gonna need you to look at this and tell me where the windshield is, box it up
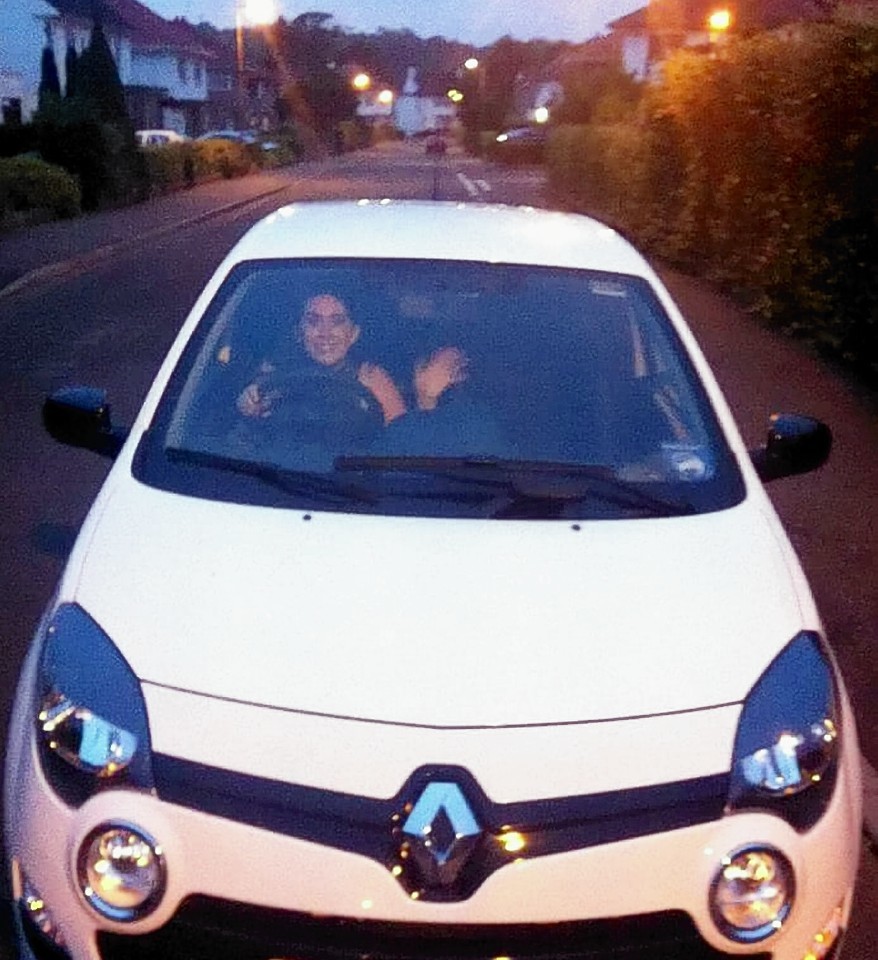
[135,258,744,518]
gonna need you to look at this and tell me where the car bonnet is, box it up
[65,478,813,728]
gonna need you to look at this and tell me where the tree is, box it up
[76,18,129,124]
[38,45,62,109]
[64,45,79,98]
[36,14,147,210]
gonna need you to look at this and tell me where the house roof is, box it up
[552,34,622,72]
[607,6,649,31]
[607,0,837,33]
[48,0,214,57]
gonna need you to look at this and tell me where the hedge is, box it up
[546,21,878,382]
[0,155,81,224]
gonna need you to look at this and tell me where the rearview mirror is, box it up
[750,413,831,483]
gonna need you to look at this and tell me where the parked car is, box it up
[4,200,861,960]
[197,129,278,152]
[491,125,548,163]
[494,125,547,144]
[135,129,188,147]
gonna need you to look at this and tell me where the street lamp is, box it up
[235,0,277,128]
[462,56,486,136]
[708,8,732,31]
[352,73,371,92]
[707,8,732,49]
[533,106,550,124]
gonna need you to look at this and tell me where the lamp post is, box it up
[462,56,487,151]
[235,0,277,129]
[707,8,732,53]
[464,56,485,103]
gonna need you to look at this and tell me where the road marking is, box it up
[455,172,480,197]
[455,172,493,198]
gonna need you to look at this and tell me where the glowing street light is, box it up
[352,73,371,92]
[242,0,277,25]
[377,89,394,106]
[707,8,732,31]
[707,7,732,54]
[235,0,278,126]
[533,106,550,124]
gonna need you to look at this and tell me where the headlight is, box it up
[77,822,166,922]
[727,631,839,830]
[709,845,794,943]
[36,604,153,805]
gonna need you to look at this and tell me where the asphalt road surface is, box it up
[0,145,875,956]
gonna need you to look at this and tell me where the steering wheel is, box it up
[259,365,383,450]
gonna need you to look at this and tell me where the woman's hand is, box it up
[359,362,407,423]
[414,347,469,410]
[236,362,279,418]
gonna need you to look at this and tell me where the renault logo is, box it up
[399,781,482,890]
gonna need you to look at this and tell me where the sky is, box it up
[145,0,645,46]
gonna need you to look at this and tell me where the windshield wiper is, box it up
[335,455,696,518]
[167,448,378,505]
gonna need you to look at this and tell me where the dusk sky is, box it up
[144,0,645,45]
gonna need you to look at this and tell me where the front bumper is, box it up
[5,665,862,960]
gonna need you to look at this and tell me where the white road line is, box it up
[456,172,481,198]
[475,179,492,193]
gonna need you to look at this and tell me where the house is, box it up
[555,0,869,85]
[0,0,214,133]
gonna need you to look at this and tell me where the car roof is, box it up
[227,200,655,277]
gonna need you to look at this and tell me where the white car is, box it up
[4,201,862,960]
[134,130,188,147]
[196,130,279,151]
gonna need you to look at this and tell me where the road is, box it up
[0,143,875,956]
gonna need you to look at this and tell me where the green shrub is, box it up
[34,97,147,210]
[257,130,303,168]
[142,141,196,192]
[0,155,81,223]
[547,20,878,382]
[192,139,252,179]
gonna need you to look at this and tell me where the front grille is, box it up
[152,757,730,863]
[97,896,771,960]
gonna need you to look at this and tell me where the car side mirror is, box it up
[43,387,128,460]
[750,413,831,483]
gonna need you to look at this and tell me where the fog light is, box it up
[710,845,794,943]
[19,874,65,947]
[77,822,165,922]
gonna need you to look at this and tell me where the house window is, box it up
[178,60,189,84]
[194,64,203,85]
[1,99,23,125]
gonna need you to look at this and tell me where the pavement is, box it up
[0,167,299,299]
[0,163,876,855]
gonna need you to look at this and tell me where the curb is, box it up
[863,757,878,854]
[0,183,290,303]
